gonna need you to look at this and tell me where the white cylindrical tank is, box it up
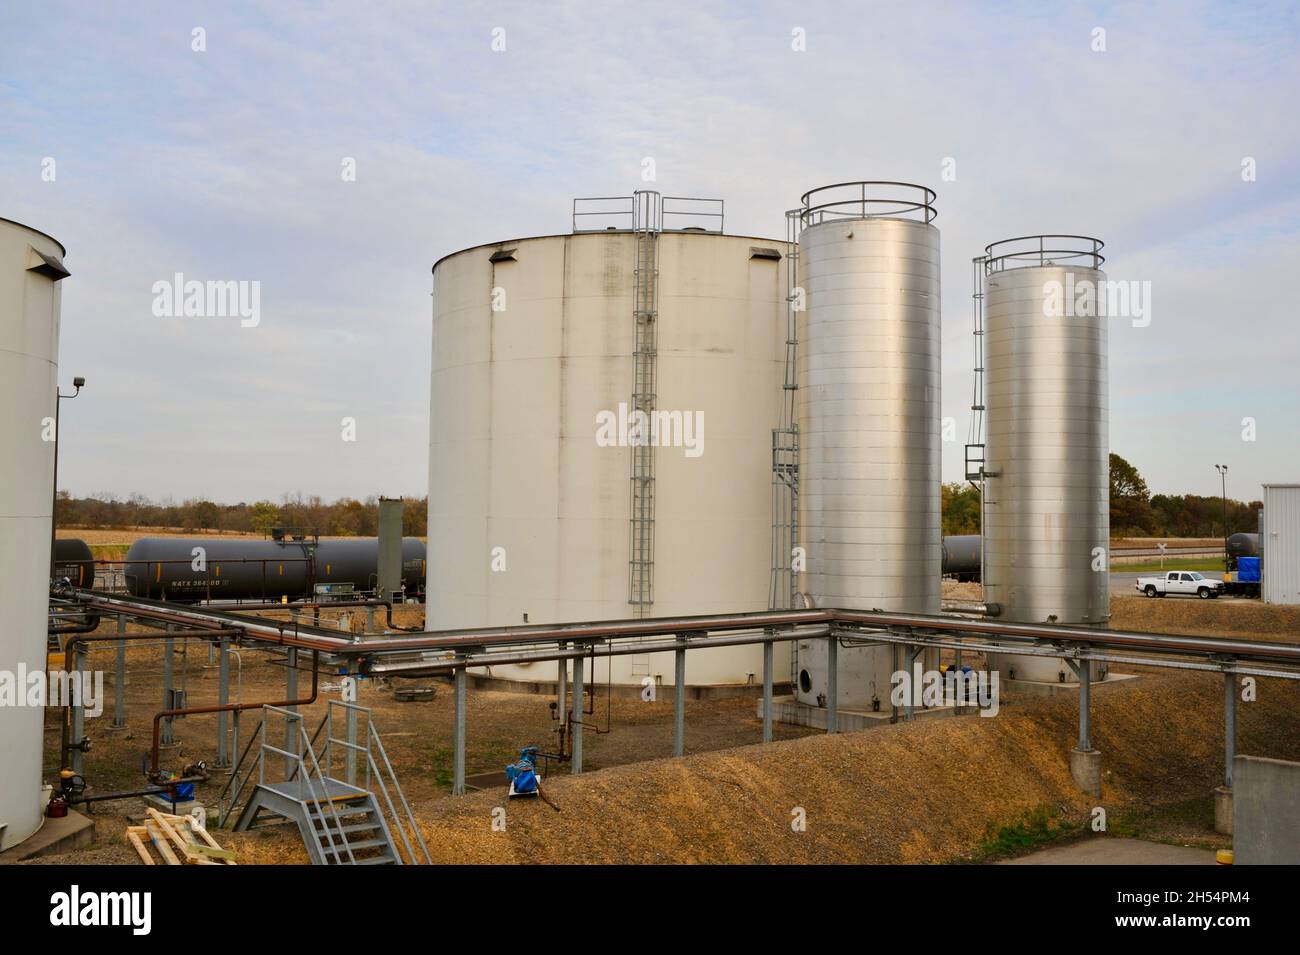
[0,218,68,850]
[427,225,790,686]
[981,236,1110,683]
[793,184,942,710]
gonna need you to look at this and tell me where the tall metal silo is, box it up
[0,218,70,850]
[427,193,791,687]
[792,183,942,710]
[980,236,1109,683]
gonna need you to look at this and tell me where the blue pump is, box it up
[505,746,541,797]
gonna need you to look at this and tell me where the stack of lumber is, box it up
[125,808,236,865]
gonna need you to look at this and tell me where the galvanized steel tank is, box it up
[428,202,790,687]
[793,183,942,709]
[981,236,1109,683]
[0,218,69,850]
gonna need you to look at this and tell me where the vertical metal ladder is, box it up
[629,190,661,617]
[965,255,994,584]
[965,255,989,486]
[770,209,802,614]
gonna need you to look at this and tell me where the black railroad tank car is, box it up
[53,538,96,587]
[1226,532,1260,561]
[123,537,426,602]
[941,535,982,582]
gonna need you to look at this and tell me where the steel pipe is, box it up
[149,650,319,775]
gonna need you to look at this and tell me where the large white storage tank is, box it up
[981,235,1110,682]
[0,218,69,850]
[1262,484,1300,605]
[792,183,943,710]
[427,197,790,686]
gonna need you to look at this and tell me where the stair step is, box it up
[353,855,398,865]
[313,820,380,835]
[330,837,389,851]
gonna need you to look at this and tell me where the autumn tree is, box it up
[1109,452,1154,535]
[941,482,981,534]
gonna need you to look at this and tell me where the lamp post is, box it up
[51,376,85,577]
[1214,463,1229,576]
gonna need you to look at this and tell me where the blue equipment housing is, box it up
[1238,557,1261,583]
[505,746,540,796]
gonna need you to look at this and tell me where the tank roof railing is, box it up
[983,234,1105,273]
[799,181,937,226]
[572,192,724,234]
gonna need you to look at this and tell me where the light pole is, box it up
[51,376,85,577]
[1214,463,1229,576]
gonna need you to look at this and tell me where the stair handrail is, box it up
[366,723,431,864]
[324,699,430,864]
[217,716,266,827]
[296,719,357,865]
[260,704,357,865]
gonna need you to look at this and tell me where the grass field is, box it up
[1113,558,1226,574]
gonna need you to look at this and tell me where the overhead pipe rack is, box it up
[61,588,1300,800]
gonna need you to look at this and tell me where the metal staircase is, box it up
[220,702,430,865]
[628,190,661,617]
[770,209,802,613]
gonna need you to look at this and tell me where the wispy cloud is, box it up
[1,0,1295,500]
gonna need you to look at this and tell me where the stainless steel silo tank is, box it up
[0,218,69,850]
[793,183,942,710]
[980,236,1110,683]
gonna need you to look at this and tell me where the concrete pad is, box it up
[470,672,783,701]
[1214,785,1233,836]
[0,810,95,863]
[1001,837,1217,865]
[762,694,955,731]
[1069,747,1103,797]
[1233,755,1300,862]
[143,794,203,816]
[1000,672,1140,699]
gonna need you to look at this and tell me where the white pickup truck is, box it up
[1135,571,1224,599]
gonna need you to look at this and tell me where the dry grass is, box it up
[1111,537,1224,550]
[59,528,262,546]
[1112,594,1300,640]
[408,669,1298,864]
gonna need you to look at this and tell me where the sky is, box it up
[2,1,1297,505]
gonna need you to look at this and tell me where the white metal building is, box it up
[1263,484,1300,605]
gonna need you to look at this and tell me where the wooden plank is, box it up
[174,814,237,865]
[190,823,227,852]
[147,809,238,866]
[126,829,155,866]
[144,822,181,866]
[185,839,236,861]
[148,808,207,863]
